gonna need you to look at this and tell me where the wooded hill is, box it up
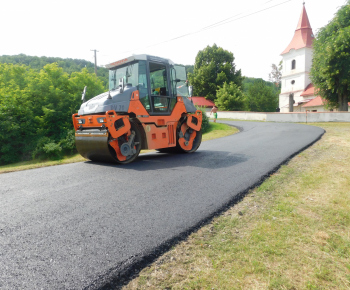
[242,77,280,112]
[0,54,109,88]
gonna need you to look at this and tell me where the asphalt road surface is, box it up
[0,121,324,289]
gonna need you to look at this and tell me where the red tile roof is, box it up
[188,97,215,108]
[281,4,314,55]
[302,96,324,107]
[301,86,350,107]
[301,83,316,96]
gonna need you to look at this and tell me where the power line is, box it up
[118,0,294,55]
[201,0,293,31]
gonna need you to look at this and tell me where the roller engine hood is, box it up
[78,86,136,115]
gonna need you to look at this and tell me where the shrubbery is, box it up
[216,82,247,111]
[0,63,105,165]
[197,106,210,133]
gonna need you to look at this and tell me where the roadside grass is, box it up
[0,123,237,174]
[202,122,238,141]
[0,154,86,174]
[123,122,350,290]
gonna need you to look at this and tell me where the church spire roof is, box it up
[281,3,314,55]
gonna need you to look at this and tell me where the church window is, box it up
[291,59,296,70]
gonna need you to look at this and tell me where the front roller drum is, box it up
[75,120,142,164]
[75,129,118,163]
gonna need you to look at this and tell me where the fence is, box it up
[206,111,350,123]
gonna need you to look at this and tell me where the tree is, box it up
[268,60,282,89]
[188,44,243,101]
[216,82,247,111]
[310,1,350,111]
[246,79,279,112]
[0,64,37,164]
[185,65,194,75]
[0,62,105,165]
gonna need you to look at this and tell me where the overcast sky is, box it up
[1,0,347,80]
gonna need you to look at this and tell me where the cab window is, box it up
[138,60,150,111]
[150,62,170,112]
[173,65,188,97]
[109,62,138,90]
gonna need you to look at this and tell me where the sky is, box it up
[1,0,347,80]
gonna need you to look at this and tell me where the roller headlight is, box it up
[97,117,106,123]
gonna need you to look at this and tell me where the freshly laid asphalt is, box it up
[0,121,324,289]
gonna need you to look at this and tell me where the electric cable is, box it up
[101,0,296,64]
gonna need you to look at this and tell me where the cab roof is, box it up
[105,54,174,69]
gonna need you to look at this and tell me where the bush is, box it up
[59,129,76,155]
[32,137,62,160]
[43,142,62,160]
[0,62,105,166]
[197,106,210,133]
[216,82,248,111]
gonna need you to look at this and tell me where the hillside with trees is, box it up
[0,54,109,88]
[243,78,280,112]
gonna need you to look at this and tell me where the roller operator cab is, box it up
[72,54,203,164]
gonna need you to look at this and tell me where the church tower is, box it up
[279,4,315,112]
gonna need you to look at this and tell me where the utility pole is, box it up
[91,49,98,76]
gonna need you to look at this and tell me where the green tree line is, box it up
[0,54,109,88]
[188,44,279,112]
[0,62,105,165]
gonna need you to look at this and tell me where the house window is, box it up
[291,59,296,70]
[291,80,295,85]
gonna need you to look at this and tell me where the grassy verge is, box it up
[202,122,238,141]
[0,123,237,174]
[123,123,350,290]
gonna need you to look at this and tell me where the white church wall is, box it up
[303,49,313,88]
[279,46,314,112]
[281,48,312,93]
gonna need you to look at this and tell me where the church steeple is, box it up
[281,3,314,55]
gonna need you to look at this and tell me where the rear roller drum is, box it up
[176,118,202,153]
[156,119,202,154]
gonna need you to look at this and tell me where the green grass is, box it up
[0,123,238,174]
[202,122,238,141]
[0,154,86,174]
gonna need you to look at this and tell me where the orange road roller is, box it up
[72,55,203,164]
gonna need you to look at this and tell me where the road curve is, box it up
[0,121,324,289]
